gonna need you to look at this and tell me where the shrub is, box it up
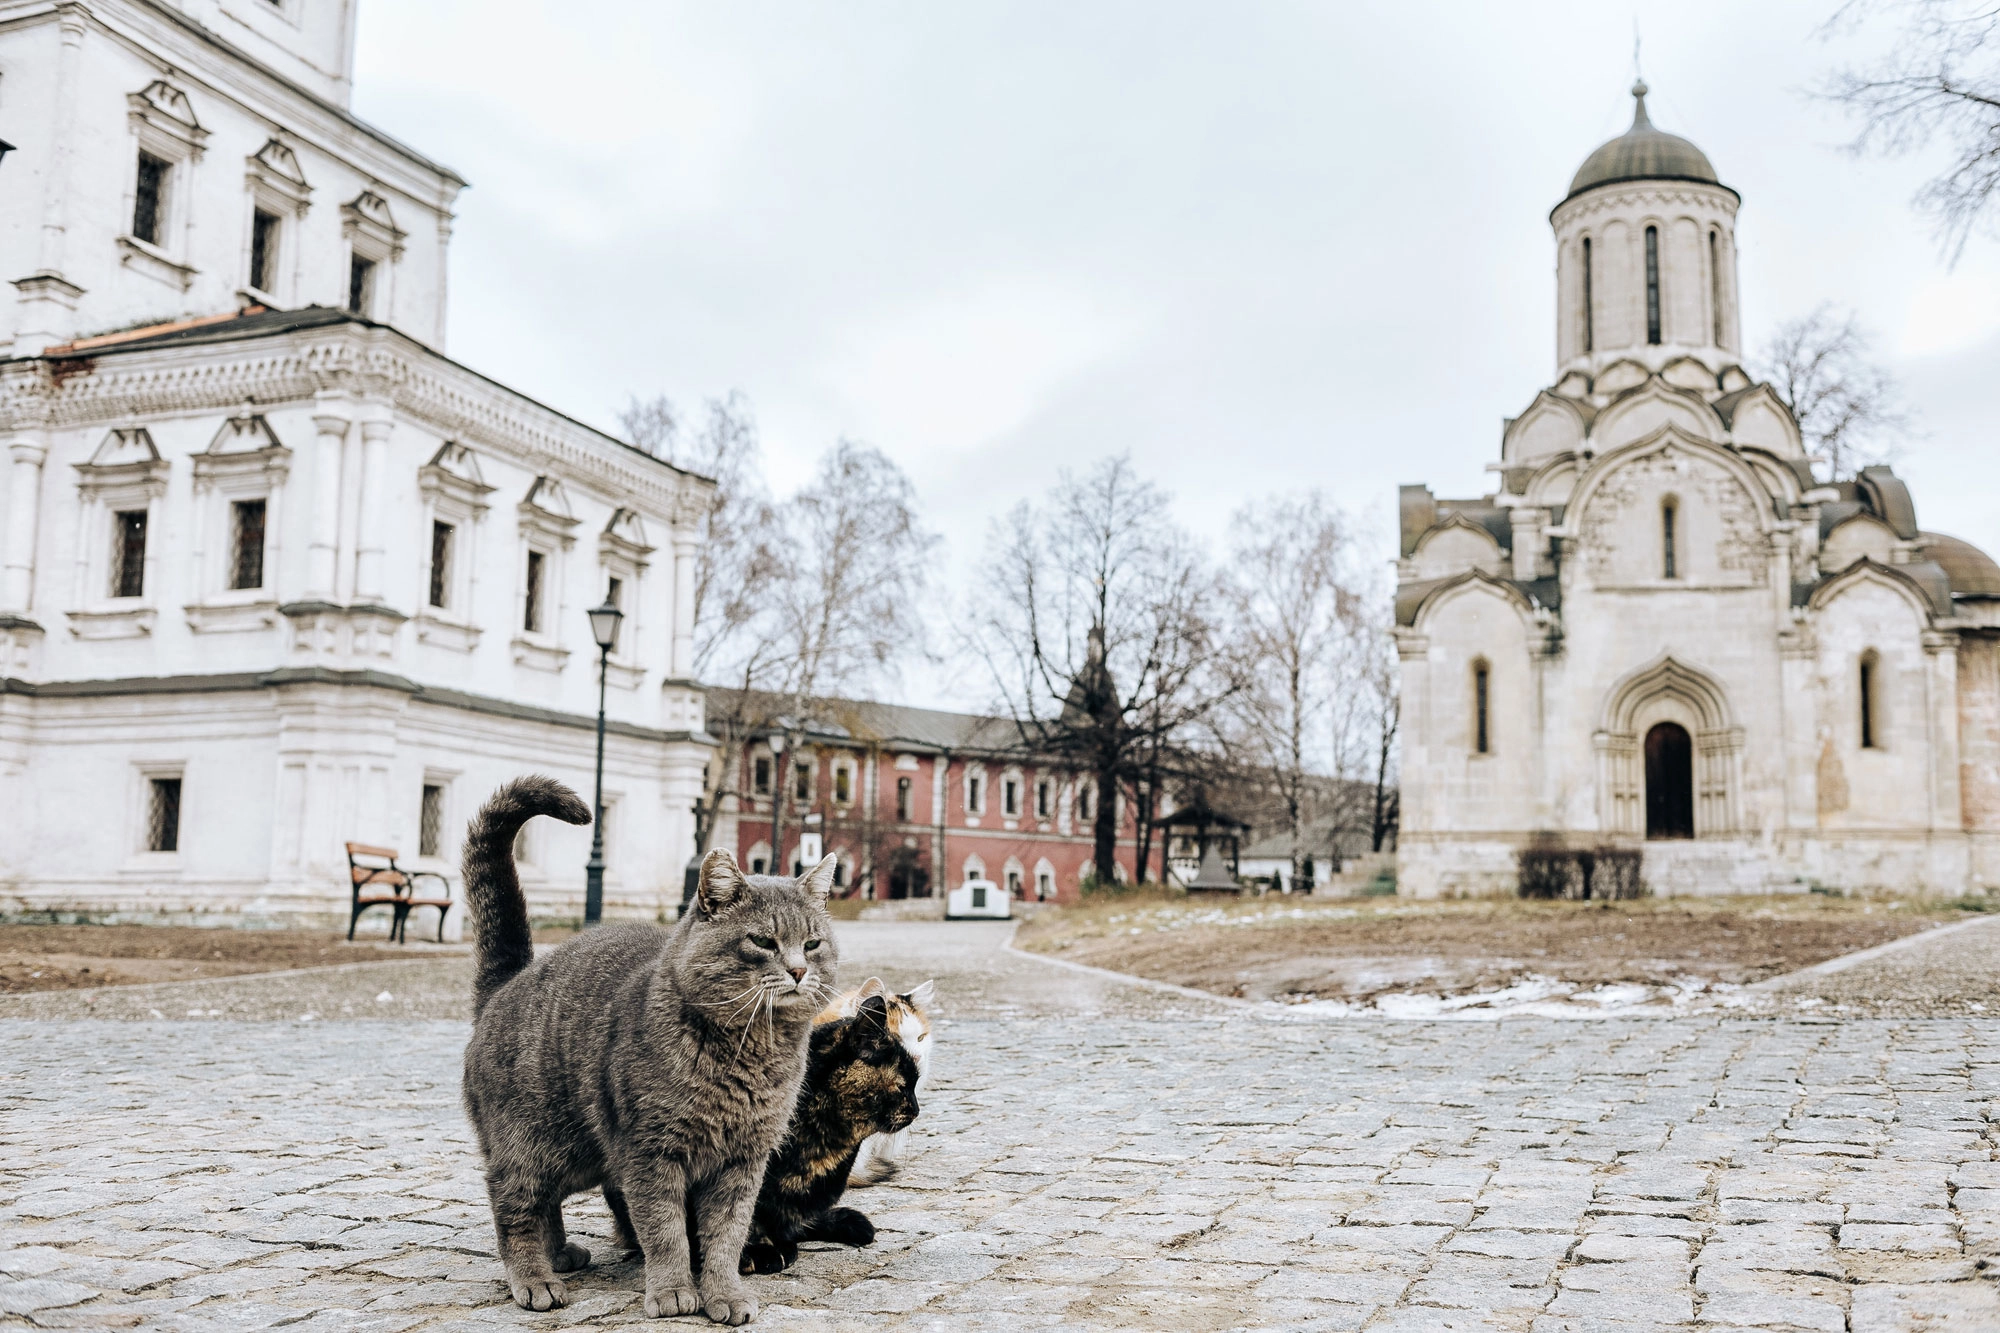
[1517,841,1646,900]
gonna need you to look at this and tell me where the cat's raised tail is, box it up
[463,775,592,1016]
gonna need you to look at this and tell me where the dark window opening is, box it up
[1078,785,1093,822]
[1860,653,1879,749]
[1036,780,1050,819]
[1662,500,1678,580]
[833,859,846,887]
[1003,778,1019,816]
[1581,236,1594,354]
[751,856,766,874]
[1473,662,1490,754]
[1644,722,1695,839]
[147,777,182,852]
[249,208,280,292]
[113,509,148,599]
[1645,225,1662,345]
[230,498,266,590]
[967,775,982,812]
[753,755,772,795]
[347,253,376,315]
[1708,229,1724,345]
[605,575,622,608]
[834,766,851,803]
[523,549,545,632]
[419,783,444,858]
[1006,868,1022,897]
[794,763,810,802]
[133,152,168,245]
[429,521,453,609]
[896,775,912,821]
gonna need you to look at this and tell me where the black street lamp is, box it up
[583,595,623,924]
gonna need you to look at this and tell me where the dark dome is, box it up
[1567,81,1725,201]
[1923,532,2000,599]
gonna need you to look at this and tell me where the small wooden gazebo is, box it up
[1153,797,1250,894]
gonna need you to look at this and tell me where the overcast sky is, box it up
[353,0,2000,706]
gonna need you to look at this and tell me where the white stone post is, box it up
[307,408,349,599]
[2,437,48,613]
[353,415,393,602]
[671,526,698,679]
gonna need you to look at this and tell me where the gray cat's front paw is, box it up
[551,1242,590,1273]
[508,1276,567,1310]
[643,1282,701,1318]
[708,1280,760,1320]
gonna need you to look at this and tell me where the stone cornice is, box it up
[1551,181,1740,229]
[0,322,712,519]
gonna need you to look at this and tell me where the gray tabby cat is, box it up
[459,775,840,1326]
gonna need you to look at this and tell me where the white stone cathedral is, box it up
[0,1,714,926]
[1396,83,2000,898]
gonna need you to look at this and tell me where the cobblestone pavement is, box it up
[4,921,2000,1331]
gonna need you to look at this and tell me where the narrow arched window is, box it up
[1662,498,1678,579]
[1645,225,1662,345]
[1473,660,1491,755]
[1581,237,1594,354]
[1708,229,1723,346]
[1860,651,1880,749]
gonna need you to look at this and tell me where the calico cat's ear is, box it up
[855,994,891,1029]
[855,977,886,1000]
[903,979,936,1013]
[698,848,748,915]
[798,853,838,903]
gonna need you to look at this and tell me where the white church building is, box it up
[0,1,715,926]
[1396,83,2000,898]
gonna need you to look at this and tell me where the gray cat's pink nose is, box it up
[789,967,807,982]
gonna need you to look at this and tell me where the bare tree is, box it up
[1756,305,1913,481]
[1222,493,1358,889]
[1822,0,2000,259]
[762,441,938,867]
[969,455,1235,885]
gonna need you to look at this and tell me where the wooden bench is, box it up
[346,842,455,943]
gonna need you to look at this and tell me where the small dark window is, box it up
[1003,778,1019,816]
[147,777,182,852]
[605,575,623,608]
[133,152,169,245]
[1078,785,1093,822]
[113,509,148,598]
[753,755,772,795]
[834,766,851,803]
[419,783,444,857]
[1662,500,1678,580]
[1709,229,1724,346]
[1645,225,1662,346]
[347,253,376,315]
[429,521,453,608]
[794,763,810,802]
[249,209,280,292]
[968,775,982,812]
[833,859,846,887]
[1036,779,1051,818]
[1473,661,1491,755]
[1581,236,1594,354]
[896,775,912,821]
[523,550,544,632]
[1860,653,1880,750]
[751,856,766,874]
[1006,868,1022,897]
[230,498,266,590]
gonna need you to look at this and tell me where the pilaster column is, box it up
[1925,630,1964,833]
[307,409,349,600]
[352,415,393,602]
[3,438,49,613]
[670,527,698,678]
[38,9,87,274]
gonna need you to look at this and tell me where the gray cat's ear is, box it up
[904,979,936,1013]
[798,853,838,903]
[698,848,748,914]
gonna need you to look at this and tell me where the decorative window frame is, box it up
[790,748,816,808]
[1034,774,1053,827]
[830,755,857,809]
[126,759,187,872]
[70,429,169,639]
[185,414,289,634]
[999,764,1024,827]
[342,188,405,319]
[417,443,493,653]
[1034,857,1057,901]
[242,139,312,306]
[1002,857,1025,898]
[598,506,654,690]
[963,761,988,823]
[120,80,205,290]
[962,854,986,884]
[512,475,576,672]
[744,840,773,876]
[417,766,461,867]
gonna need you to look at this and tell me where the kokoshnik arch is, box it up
[1394,82,2000,898]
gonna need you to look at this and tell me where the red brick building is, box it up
[707,694,1142,902]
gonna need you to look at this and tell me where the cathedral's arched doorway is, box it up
[1645,722,1695,840]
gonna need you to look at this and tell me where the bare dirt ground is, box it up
[0,924,448,993]
[1014,890,1993,1013]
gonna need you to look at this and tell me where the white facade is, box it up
[1396,85,2000,899]
[0,1,715,925]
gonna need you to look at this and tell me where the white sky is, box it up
[353,1,2000,707]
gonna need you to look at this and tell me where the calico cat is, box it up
[817,977,935,1186]
[459,775,840,1326]
[738,994,920,1275]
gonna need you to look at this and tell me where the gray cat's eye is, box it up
[749,935,778,951]
[804,939,822,952]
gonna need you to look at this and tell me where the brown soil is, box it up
[0,925,433,994]
[1016,894,1981,1003]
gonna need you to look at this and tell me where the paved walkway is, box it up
[3,921,2000,1331]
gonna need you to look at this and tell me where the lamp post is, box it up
[583,596,623,924]
[767,732,786,877]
